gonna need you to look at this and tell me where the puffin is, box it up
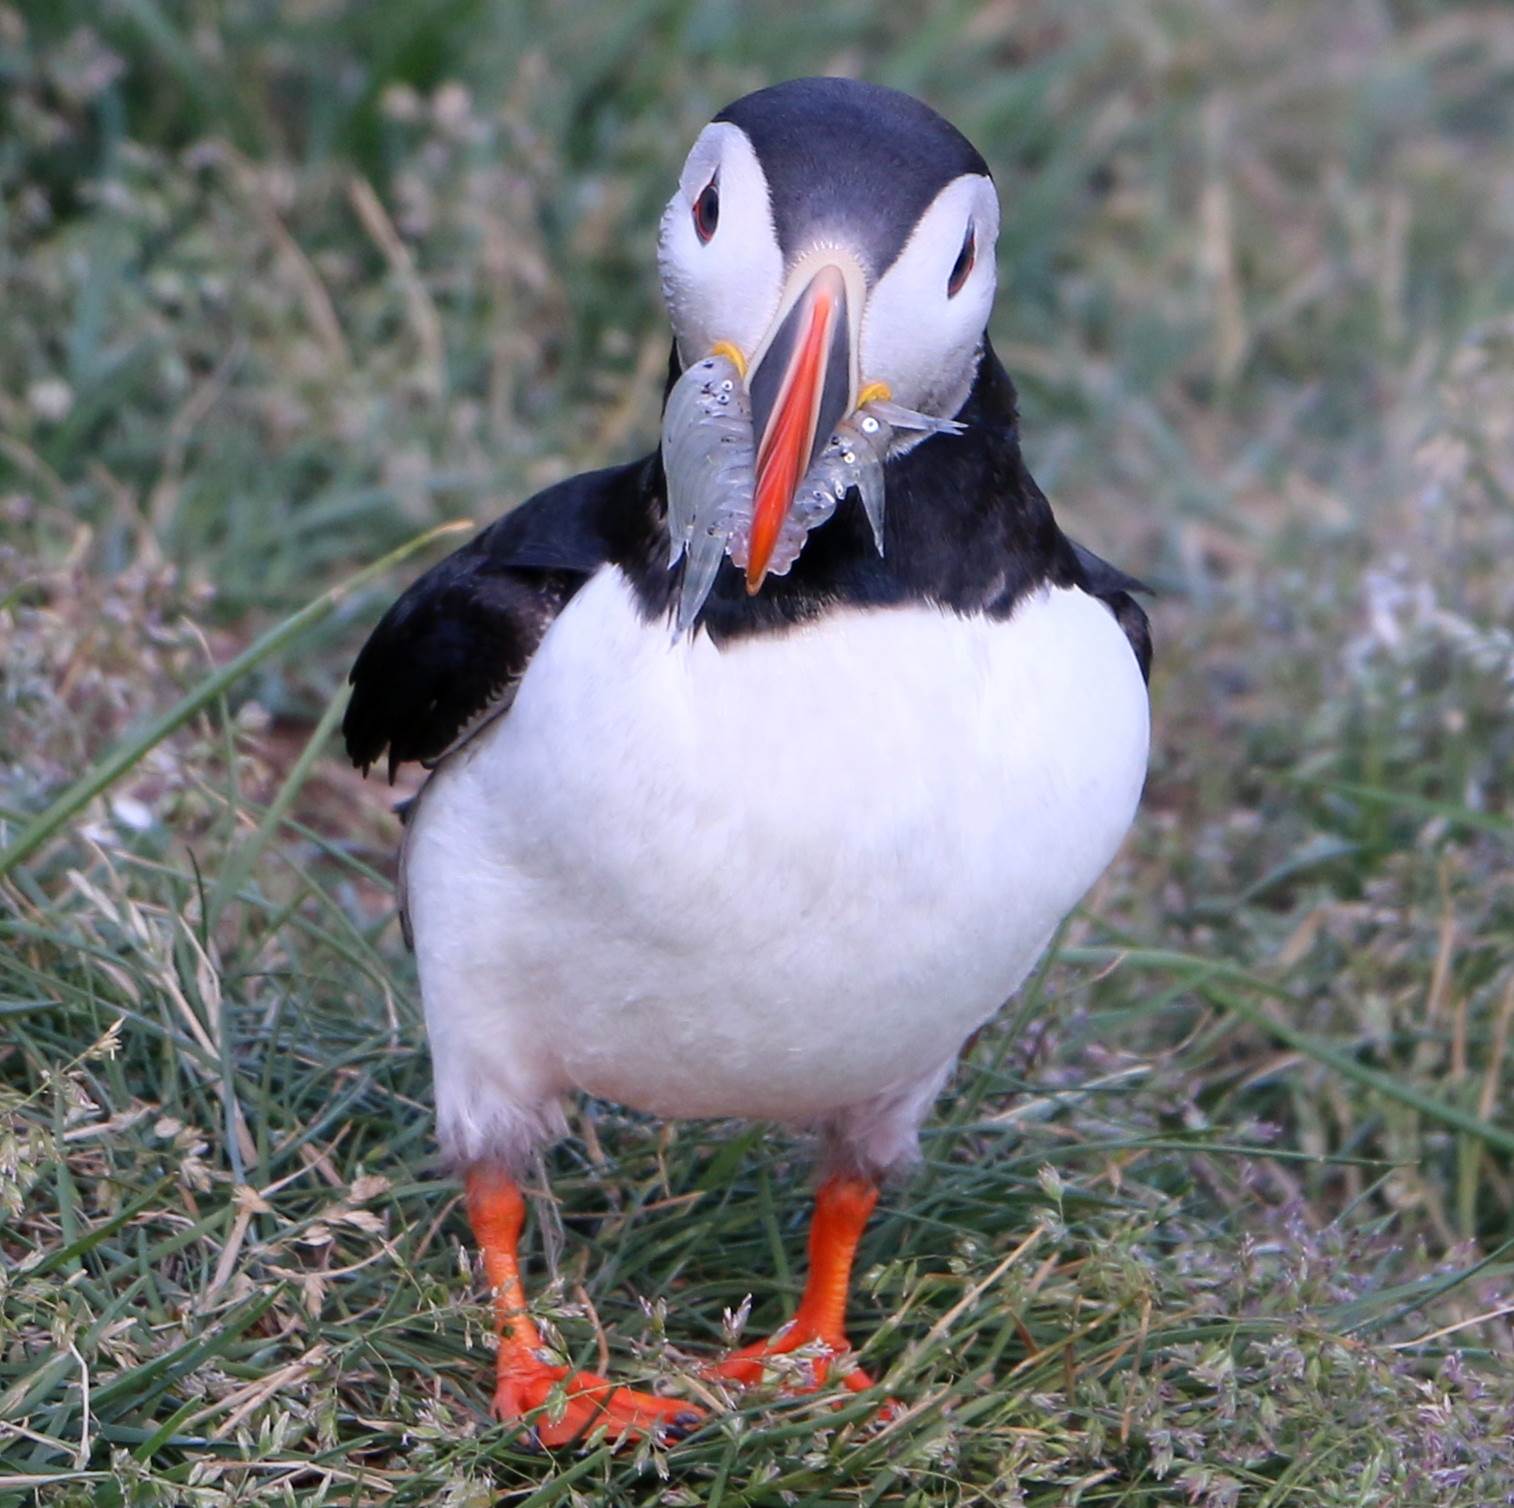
[343,76,1151,1445]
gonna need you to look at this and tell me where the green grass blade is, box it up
[1285,773,1513,837]
[0,521,468,880]
[1066,945,1514,1157]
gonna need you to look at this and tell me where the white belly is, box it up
[405,566,1148,1162]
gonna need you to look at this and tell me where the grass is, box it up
[3,0,1514,1502]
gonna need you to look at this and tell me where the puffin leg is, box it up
[712,1174,879,1392]
[464,1166,702,1445]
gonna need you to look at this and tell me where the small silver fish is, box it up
[660,354,964,635]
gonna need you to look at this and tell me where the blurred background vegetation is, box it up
[2,1,1513,1503]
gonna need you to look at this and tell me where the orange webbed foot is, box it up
[496,1354,703,1447]
[466,1168,701,1448]
[710,1321,876,1393]
[708,1175,885,1404]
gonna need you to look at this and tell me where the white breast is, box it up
[404,566,1149,1166]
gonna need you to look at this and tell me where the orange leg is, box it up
[711,1174,880,1393]
[465,1167,701,1446]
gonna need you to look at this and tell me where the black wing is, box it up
[343,460,644,781]
[1068,539,1154,684]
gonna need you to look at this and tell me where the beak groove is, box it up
[744,264,856,591]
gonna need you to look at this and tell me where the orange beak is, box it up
[745,265,853,592]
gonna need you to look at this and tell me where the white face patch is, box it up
[660,130,1000,428]
[657,123,785,370]
[860,173,1000,417]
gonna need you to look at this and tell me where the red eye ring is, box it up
[693,177,720,243]
[947,223,975,298]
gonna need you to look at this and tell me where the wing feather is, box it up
[1067,538,1154,684]
[342,460,644,780]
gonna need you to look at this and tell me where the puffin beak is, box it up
[744,263,858,592]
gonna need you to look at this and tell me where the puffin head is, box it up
[656,78,1000,624]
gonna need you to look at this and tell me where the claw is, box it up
[667,1408,704,1441]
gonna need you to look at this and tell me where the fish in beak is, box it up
[661,257,963,635]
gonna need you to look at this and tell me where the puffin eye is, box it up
[946,222,976,298]
[693,177,720,243]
